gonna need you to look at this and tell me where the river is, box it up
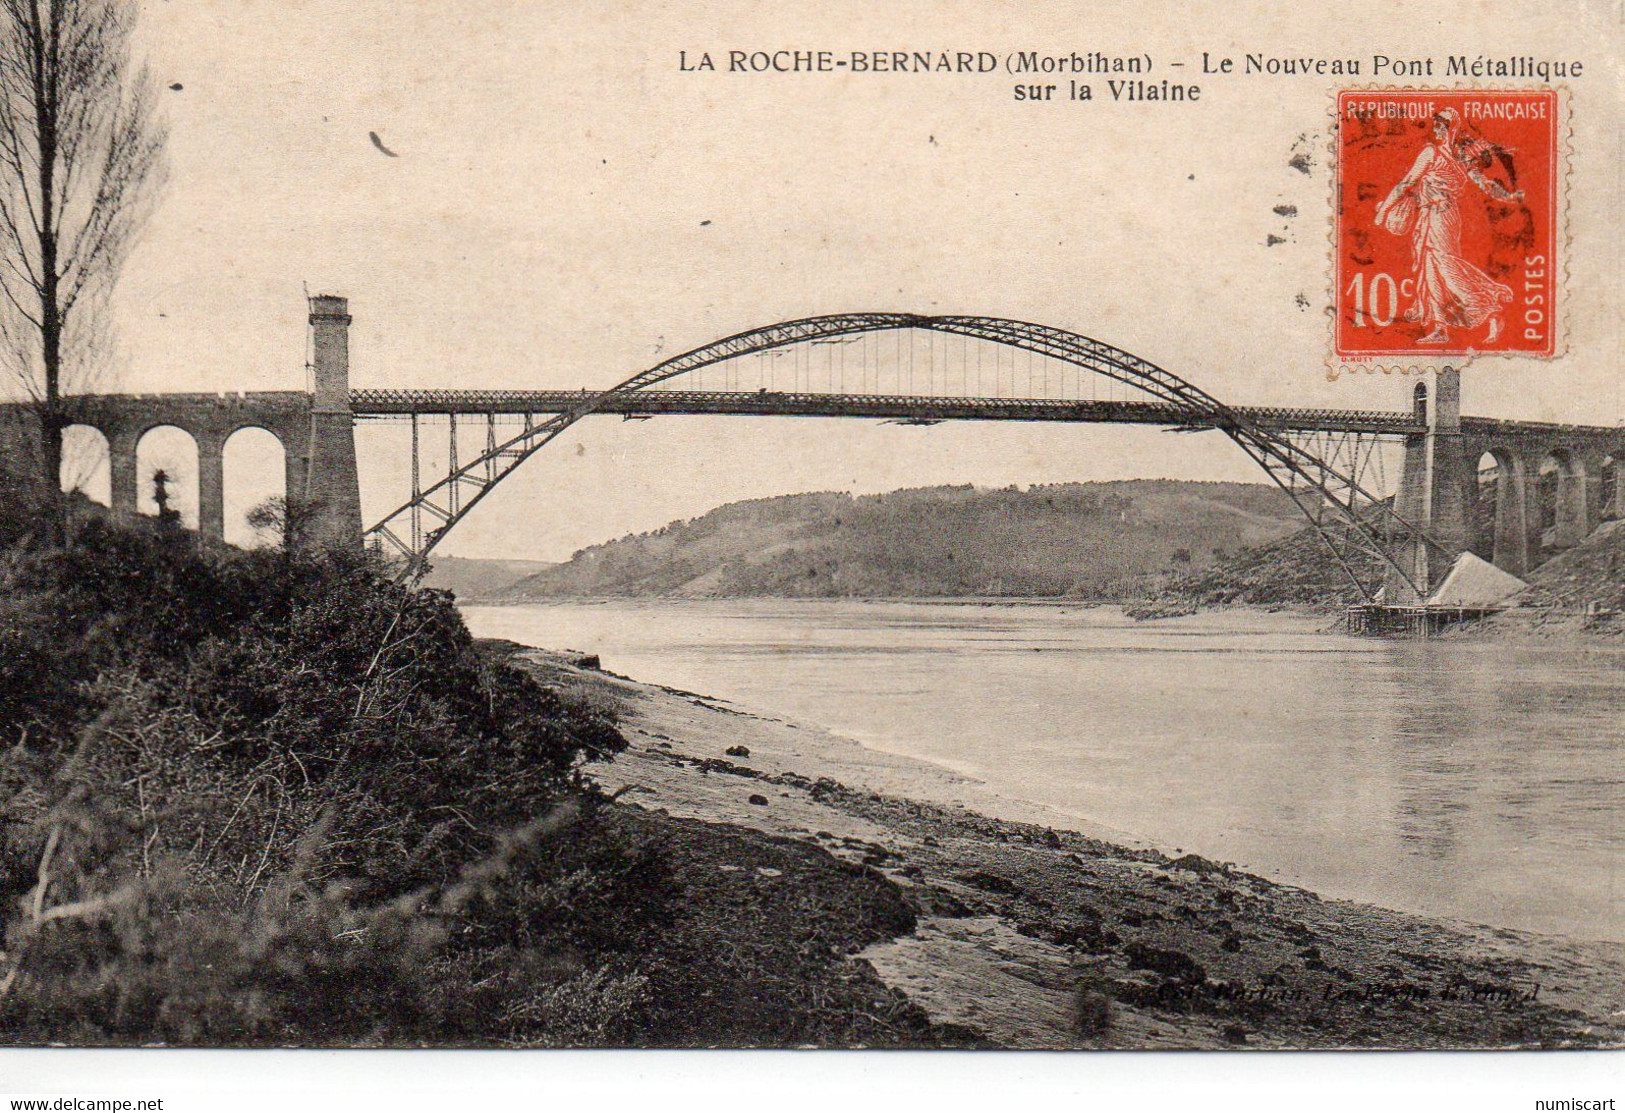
[461,600,1624,942]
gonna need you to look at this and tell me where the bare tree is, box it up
[0,0,165,535]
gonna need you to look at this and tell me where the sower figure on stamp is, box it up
[1375,107,1524,345]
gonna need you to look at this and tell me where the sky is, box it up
[54,1,1625,559]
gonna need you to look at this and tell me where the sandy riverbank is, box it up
[513,648,1625,1049]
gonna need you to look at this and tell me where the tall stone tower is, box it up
[304,295,363,550]
[1385,366,1469,602]
[1425,366,1470,557]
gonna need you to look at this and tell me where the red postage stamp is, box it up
[1333,88,1560,364]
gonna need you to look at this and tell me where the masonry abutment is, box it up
[1426,367,1469,556]
[1389,430,1433,601]
[303,295,364,550]
[1385,368,1471,602]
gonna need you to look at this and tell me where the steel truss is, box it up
[365,314,1445,599]
[1273,429,1400,599]
[352,387,1423,436]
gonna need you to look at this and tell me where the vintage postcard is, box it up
[0,0,1620,1108]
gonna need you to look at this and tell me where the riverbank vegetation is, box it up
[0,509,956,1046]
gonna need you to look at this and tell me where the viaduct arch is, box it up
[43,296,363,548]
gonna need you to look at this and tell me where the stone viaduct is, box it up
[8,294,1620,591]
[50,295,362,549]
[1394,371,1622,583]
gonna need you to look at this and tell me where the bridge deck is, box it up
[347,388,1427,435]
[34,390,1620,441]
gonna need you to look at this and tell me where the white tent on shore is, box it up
[1425,551,1529,609]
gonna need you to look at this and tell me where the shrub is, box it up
[547,676,635,724]
[0,793,660,1046]
[0,519,627,891]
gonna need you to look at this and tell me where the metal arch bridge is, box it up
[358,313,1446,600]
[352,388,1427,437]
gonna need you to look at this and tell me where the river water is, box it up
[462,600,1623,942]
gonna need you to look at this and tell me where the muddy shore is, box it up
[514,648,1625,1050]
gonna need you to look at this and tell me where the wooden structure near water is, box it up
[1345,604,1502,638]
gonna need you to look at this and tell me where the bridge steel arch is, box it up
[364,314,1445,600]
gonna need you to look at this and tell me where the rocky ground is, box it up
[513,649,1625,1050]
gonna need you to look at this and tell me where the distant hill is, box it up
[498,481,1304,601]
[421,555,556,600]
